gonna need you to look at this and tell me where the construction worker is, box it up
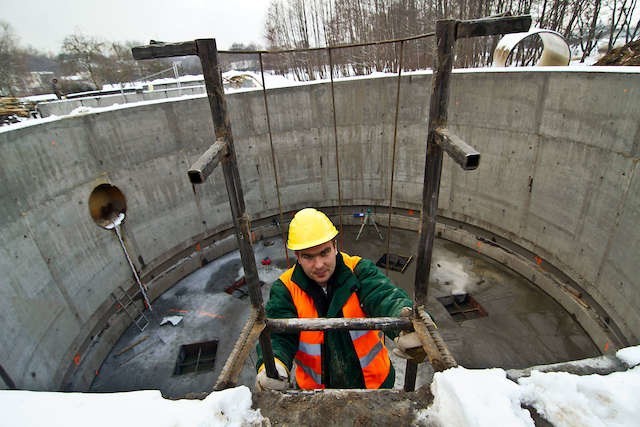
[255,207,425,391]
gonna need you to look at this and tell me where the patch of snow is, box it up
[617,345,640,367]
[519,366,640,426]
[0,386,263,427]
[418,366,534,427]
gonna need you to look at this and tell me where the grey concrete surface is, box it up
[0,68,638,391]
[89,229,597,398]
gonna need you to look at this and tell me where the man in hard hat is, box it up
[255,207,424,391]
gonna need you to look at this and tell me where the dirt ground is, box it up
[253,387,434,427]
[594,38,640,66]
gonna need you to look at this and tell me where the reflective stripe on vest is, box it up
[280,253,391,389]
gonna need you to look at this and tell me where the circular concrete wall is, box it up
[0,68,638,391]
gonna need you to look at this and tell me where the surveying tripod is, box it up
[355,208,384,241]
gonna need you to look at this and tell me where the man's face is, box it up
[296,240,337,286]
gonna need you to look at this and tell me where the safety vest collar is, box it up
[327,253,363,317]
[289,252,362,317]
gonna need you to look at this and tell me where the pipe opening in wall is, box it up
[88,184,127,229]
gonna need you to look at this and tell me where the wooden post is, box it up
[409,14,530,388]
[195,38,278,380]
[132,38,279,381]
[414,20,457,307]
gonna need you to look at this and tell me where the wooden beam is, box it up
[214,309,265,390]
[417,306,457,370]
[131,41,197,60]
[456,15,532,39]
[266,317,412,332]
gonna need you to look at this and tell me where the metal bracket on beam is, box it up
[434,127,480,171]
[188,139,228,184]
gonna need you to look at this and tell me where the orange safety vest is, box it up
[279,253,391,389]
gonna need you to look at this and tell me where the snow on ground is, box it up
[419,367,534,427]
[0,386,263,427]
[519,366,640,427]
[617,346,640,367]
[2,346,640,426]
[418,346,640,426]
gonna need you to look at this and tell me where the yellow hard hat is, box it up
[287,208,338,250]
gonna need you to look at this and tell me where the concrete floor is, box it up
[89,225,599,398]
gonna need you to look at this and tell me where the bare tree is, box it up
[0,21,27,96]
[60,32,106,89]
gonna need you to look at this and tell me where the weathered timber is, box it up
[214,309,265,390]
[131,41,197,59]
[414,20,456,307]
[412,318,445,372]
[266,317,412,332]
[404,360,418,391]
[456,15,532,39]
[417,306,457,369]
[187,139,228,184]
[131,38,278,381]
[434,127,480,170]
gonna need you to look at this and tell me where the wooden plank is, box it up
[131,41,197,60]
[412,317,444,372]
[266,317,412,332]
[114,336,148,356]
[414,20,456,307]
[456,15,532,39]
[214,310,265,390]
[417,307,457,370]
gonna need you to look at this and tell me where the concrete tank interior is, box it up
[1,68,639,406]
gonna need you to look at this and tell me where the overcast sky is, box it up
[2,0,271,54]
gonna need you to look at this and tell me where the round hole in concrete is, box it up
[88,184,127,229]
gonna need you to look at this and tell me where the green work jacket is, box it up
[257,252,413,389]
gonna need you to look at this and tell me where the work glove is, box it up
[255,358,289,392]
[393,306,427,363]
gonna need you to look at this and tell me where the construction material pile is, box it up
[594,39,640,66]
[0,97,36,126]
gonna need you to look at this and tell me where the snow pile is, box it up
[520,366,640,426]
[418,367,533,427]
[0,386,263,427]
[617,345,640,367]
[419,348,640,427]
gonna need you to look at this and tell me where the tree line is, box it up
[0,22,209,97]
[2,1,638,96]
[263,0,639,78]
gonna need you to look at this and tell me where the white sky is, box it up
[1,0,271,54]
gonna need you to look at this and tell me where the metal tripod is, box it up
[355,208,383,241]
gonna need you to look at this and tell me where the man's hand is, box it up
[255,358,290,392]
[393,332,427,363]
[394,308,427,362]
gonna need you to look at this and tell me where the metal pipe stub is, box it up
[434,127,480,171]
[188,139,228,184]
